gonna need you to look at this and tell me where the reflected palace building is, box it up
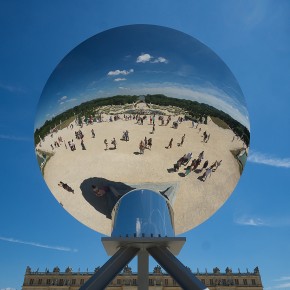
[23,265,263,290]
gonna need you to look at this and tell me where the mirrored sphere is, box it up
[34,25,250,235]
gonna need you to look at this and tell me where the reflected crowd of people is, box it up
[37,109,244,195]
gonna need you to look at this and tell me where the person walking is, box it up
[111,137,117,149]
[198,151,204,161]
[148,138,152,150]
[139,140,145,154]
[201,167,212,181]
[180,134,185,146]
[167,138,173,149]
[81,139,86,150]
[144,137,148,148]
[104,139,108,150]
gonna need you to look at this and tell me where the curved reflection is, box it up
[111,189,174,238]
[34,24,250,235]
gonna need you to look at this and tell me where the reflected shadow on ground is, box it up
[80,177,134,219]
[80,178,179,219]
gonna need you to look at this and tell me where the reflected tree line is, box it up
[34,94,249,146]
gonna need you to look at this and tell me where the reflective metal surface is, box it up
[111,189,174,237]
[34,24,250,235]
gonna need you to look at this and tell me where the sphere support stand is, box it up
[80,189,208,290]
[80,237,208,290]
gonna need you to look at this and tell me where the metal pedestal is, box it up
[80,237,208,290]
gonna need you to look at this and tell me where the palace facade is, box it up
[22,265,263,290]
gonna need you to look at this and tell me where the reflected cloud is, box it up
[114,78,127,82]
[107,69,134,76]
[59,96,68,102]
[136,53,168,64]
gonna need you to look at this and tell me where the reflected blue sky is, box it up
[36,24,249,129]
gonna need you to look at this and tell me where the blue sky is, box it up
[0,1,290,289]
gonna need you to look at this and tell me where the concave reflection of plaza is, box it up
[35,95,249,235]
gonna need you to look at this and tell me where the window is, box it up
[46,279,51,285]
[210,279,214,285]
[59,279,64,286]
[165,279,168,285]
[80,278,84,285]
[38,279,42,285]
[235,279,239,285]
[149,279,154,285]
[72,279,76,285]
[243,279,248,285]
[29,279,34,285]
[132,279,137,285]
[222,279,226,285]
[124,279,130,285]
[252,279,256,285]
[117,279,121,285]
[201,279,205,284]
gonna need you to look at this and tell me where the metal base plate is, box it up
[102,237,186,256]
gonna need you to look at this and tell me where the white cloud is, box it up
[57,95,68,103]
[67,98,77,102]
[235,216,290,228]
[0,134,30,142]
[275,277,290,282]
[248,150,290,168]
[114,78,127,82]
[242,1,267,28]
[59,97,77,106]
[136,53,168,64]
[273,283,290,289]
[265,276,290,289]
[107,69,134,76]
[0,82,25,93]
[136,53,152,63]
[235,216,266,226]
[263,274,290,290]
[0,236,78,252]
[152,56,169,64]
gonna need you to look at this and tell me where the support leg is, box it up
[148,247,208,290]
[138,249,149,290]
[80,247,139,290]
